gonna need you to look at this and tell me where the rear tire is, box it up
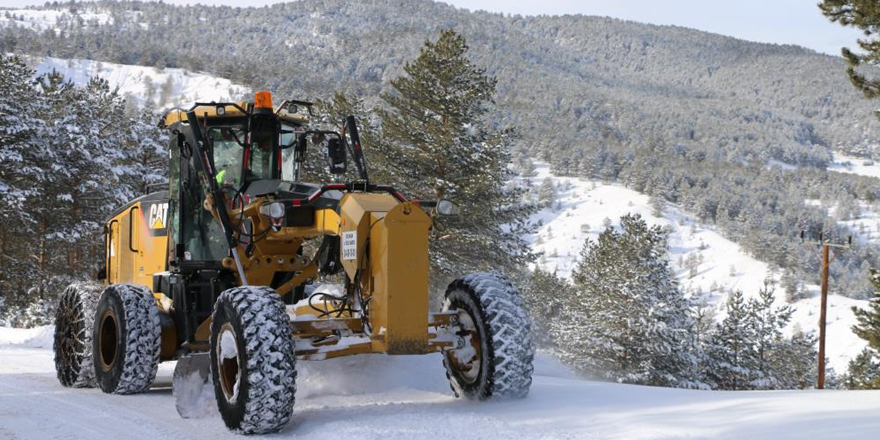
[93,284,161,394]
[442,273,534,400]
[210,286,297,434]
[54,282,103,388]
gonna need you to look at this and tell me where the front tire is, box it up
[93,284,161,394]
[54,282,103,388]
[210,286,297,435]
[442,273,534,400]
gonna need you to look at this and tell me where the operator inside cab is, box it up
[208,124,275,207]
[212,128,244,189]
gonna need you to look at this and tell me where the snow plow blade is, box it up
[173,353,214,418]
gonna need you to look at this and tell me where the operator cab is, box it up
[161,93,344,269]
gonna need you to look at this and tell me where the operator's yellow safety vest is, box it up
[216,169,226,185]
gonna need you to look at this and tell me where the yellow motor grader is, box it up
[52,92,533,434]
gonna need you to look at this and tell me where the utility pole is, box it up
[802,231,851,389]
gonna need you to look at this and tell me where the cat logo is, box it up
[144,202,169,237]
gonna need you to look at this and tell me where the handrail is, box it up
[293,183,408,206]
[128,206,139,253]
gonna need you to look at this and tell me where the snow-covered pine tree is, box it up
[537,177,556,208]
[820,0,880,100]
[15,73,135,319]
[749,279,793,389]
[852,269,880,356]
[0,59,170,325]
[773,329,820,389]
[121,103,168,197]
[844,348,880,389]
[0,55,40,217]
[524,268,568,348]
[555,213,698,387]
[706,290,754,390]
[313,92,389,184]
[0,55,46,316]
[377,30,536,287]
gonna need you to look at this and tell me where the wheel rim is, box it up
[447,309,482,385]
[98,309,119,372]
[216,323,241,403]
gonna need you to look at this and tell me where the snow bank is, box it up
[0,325,53,349]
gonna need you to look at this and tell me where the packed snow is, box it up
[526,162,870,371]
[23,55,250,109]
[0,334,878,440]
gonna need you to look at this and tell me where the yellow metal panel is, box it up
[105,200,169,293]
[368,203,433,354]
[337,193,400,279]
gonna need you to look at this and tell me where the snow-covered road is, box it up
[0,343,878,440]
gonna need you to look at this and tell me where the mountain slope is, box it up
[2,0,877,161]
[527,162,870,371]
[25,55,250,109]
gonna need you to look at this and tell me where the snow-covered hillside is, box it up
[0,7,112,32]
[23,55,250,110]
[526,162,870,371]
[0,335,878,440]
[6,8,251,110]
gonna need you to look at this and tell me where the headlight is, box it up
[436,199,460,216]
[260,202,286,220]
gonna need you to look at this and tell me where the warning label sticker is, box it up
[341,231,357,261]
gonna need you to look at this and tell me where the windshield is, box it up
[210,127,246,188]
[208,121,278,187]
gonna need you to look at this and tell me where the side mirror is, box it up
[327,138,347,175]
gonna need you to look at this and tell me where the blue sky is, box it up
[0,0,864,55]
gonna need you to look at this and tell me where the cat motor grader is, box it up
[52,91,534,434]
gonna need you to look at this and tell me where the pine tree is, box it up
[707,290,754,390]
[749,279,793,389]
[524,268,568,348]
[705,282,818,390]
[844,348,880,389]
[0,55,45,313]
[781,269,804,303]
[852,269,880,358]
[377,30,536,285]
[820,1,880,101]
[557,213,698,387]
[314,91,390,184]
[774,329,820,389]
[537,177,556,208]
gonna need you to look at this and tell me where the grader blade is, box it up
[172,353,214,418]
